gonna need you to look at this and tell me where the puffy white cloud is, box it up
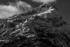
[0,1,32,19]
[16,1,32,9]
[32,0,56,4]
[0,5,20,19]
[13,1,32,12]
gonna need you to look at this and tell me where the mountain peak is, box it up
[0,3,67,43]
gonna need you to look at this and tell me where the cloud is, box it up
[0,5,20,19]
[11,1,32,12]
[16,1,32,9]
[0,1,32,19]
[32,0,56,4]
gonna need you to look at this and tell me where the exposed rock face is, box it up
[0,4,70,47]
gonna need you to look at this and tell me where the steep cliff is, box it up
[0,4,70,47]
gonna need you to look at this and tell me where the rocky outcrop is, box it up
[0,4,70,47]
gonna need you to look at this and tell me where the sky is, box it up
[54,0,70,23]
[0,0,70,23]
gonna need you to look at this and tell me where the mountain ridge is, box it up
[0,4,70,47]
